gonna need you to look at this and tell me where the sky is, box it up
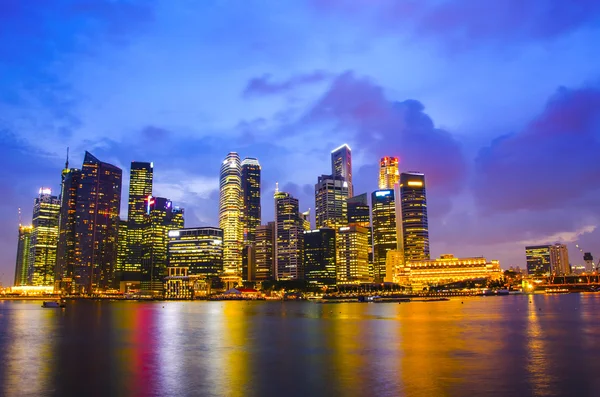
[1,0,600,286]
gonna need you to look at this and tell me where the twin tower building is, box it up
[218,145,430,287]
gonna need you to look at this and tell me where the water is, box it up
[1,294,600,397]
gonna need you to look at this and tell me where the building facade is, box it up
[315,174,349,230]
[304,228,337,287]
[549,244,570,275]
[379,156,399,190]
[14,225,33,286]
[255,222,275,281]
[126,161,153,280]
[526,244,570,275]
[241,158,261,243]
[73,152,122,293]
[167,227,224,277]
[274,191,304,280]
[371,189,397,282]
[331,144,353,197]
[29,188,60,286]
[219,153,243,279]
[337,225,371,284]
[396,172,430,261]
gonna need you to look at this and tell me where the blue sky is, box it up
[2,0,600,285]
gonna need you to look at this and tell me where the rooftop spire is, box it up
[65,147,69,170]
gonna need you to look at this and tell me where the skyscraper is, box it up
[371,189,397,282]
[304,228,337,287]
[331,144,353,197]
[241,158,261,243]
[14,225,33,286]
[168,227,223,277]
[255,222,275,281]
[379,157,399,190]
[526,244,570,275]
[396,172,430,261]
[274,190,304,280]
[115,219,128,283]
[74,152,122,293]
[29,188,60,286]
[315,174,349,229]
[141,196,184,293]
[549,244,570,275]
[126,161,153,278]
[347,193,373,273]
[337,225,371,284]
[300,209,311,231]
[219,153,243,280]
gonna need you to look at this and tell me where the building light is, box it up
[375,190,392,197]
[407,181,423,187]
[38,187,52,195]
[168,230,180,237]
[339,227,350,231]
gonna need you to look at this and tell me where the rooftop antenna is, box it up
[65,147,69,170]
[18,207,22,227]
[275,182,279,194]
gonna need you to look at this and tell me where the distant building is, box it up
[384,250,404,283]
[29,188,60,286]
[14,225,33,286]
[242,245,256,282]
[300,209,311,231]
[526,244,570,275]
[304,228,337,287]
[164,266,194,300]
[315,174,349,229]
[241,158,261,243]
[219,153,243,282]
[115,219,128,285]
[168,227,223,277]
[331,144,353,197]
[396,172,430,261]
[126,161,153,280]
[274,190,304,280]
[378,157,399,190]
[549,244,570,275]
[397,254,502,289]
[371,189,397,282]
[255,222,275,281]
[347,193,372,271]
[584,252,594,272]
[337,225,371,284]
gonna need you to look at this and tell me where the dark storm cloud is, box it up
[473,85,600,213]
[243,71,331,97]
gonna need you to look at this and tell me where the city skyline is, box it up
[2,0,600,286]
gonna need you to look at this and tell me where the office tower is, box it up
[371,189,397,282]
[29,188,60,286]
[300,209,311,231]
[74,152,122,293]
[525,246,552,275]
[242,245,256,282]
[304,228,337,287]
[126,161,153,278]
[315,175,349,229]
[379,157,399,190]
[331,144,353,197]
[115,219,128,282]
[584,253,594,272]
[396,172,430,261]
[168,227,223,277]
[337,225,371,284]
[141,196,184,293]
[55,163,82,292]
[241,158,261,243]
[14,225,33,286]
[255,222,275,281]
[348,193,373,276]
[274,190,304,280]
[219,153,243,280]
[549,244,570,275]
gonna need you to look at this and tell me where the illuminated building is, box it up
[384,250,404,283]
[167,227,223,277]
[337,225,370,284]
[29,188,60,286]
[396,172,429,261]
[274,190,304,280]
[219,153,243,280]
[74,152,122,293]
[242,245,256,282]
[331,143,353,197]
[164,267,194,299]
[379,157,399,190]
[584,252,594,272]
[395,254,502,289]
[115,219,128,283]
[126,161,153,279]
[371,189,397,282]
[300,209,311,231]
[141,197,184,293]
[315,174,349,229]
[241,158,261,243]
[526,244,570,275]
[14,225,33,286]
[347,193,372,269]
[255,222,275,281]
[304,228,337,287]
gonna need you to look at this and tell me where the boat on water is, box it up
[42,300,66,308]
[545,288,570,294]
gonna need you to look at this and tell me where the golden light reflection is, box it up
[526,296,550,395]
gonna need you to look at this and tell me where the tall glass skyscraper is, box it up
[379,156,399,190]
[126,161,153,278]
[331,144,353,197]
[29,188,60,286]
[315,174,349,229]
[255,222,275,281]
[14,225,33,286]
[396,172,429,261]
[74,152,122,293]
[304,228,337,287]
[241,158,261,243]
[219,153,243,279]
[337,225,371,284]
[274,190,304,280]
[371,189,397,282]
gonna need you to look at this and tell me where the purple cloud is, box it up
[243,70,330,97]
[473,85,600,213]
